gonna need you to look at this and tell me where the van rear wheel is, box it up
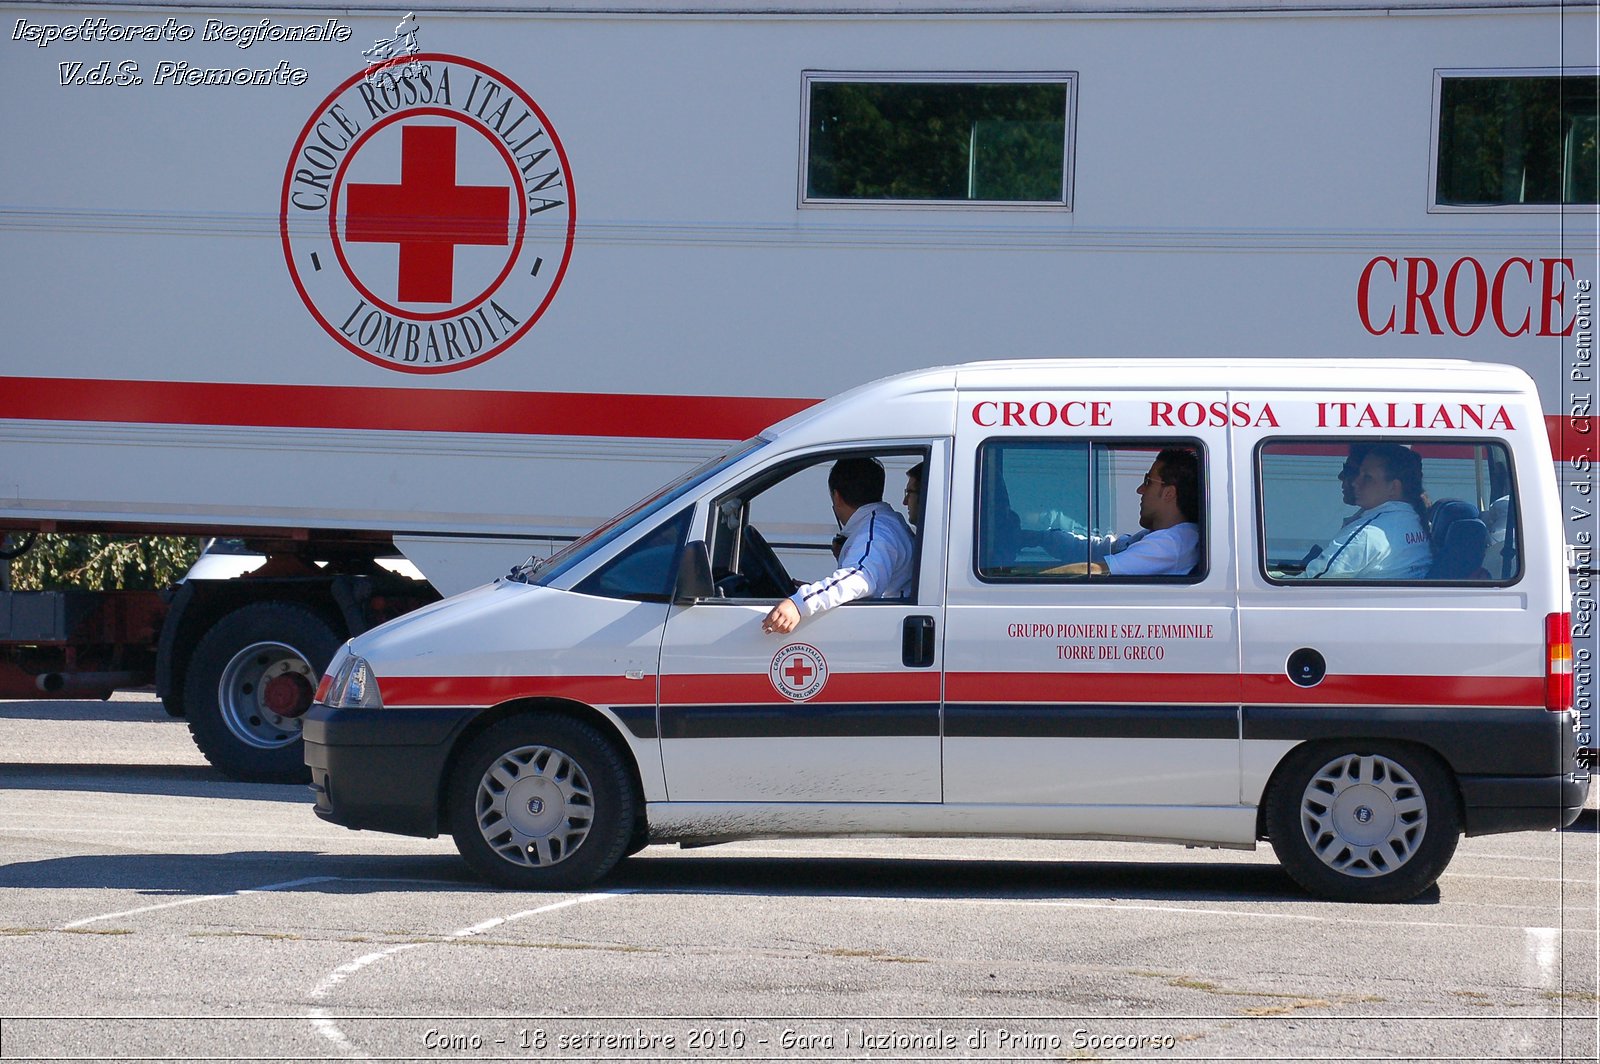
[448,716,637,890]
[1266,742,1459,903]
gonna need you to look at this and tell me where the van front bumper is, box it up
[303,704,478,838]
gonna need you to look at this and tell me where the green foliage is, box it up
[1437,76,1598,205]
[5,534,200,591]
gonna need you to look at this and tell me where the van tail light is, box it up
[1546,612,1573,712]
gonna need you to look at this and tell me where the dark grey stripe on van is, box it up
[945,704,1238,740]
[661,703,939,739]
[1241,705,1578,778]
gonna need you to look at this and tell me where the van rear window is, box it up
[1258,439,1521,584]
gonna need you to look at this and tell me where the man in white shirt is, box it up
[762,457,915,635]
[1298,443,1432,580]
[1042,448,1202,577]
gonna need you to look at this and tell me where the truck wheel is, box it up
[1265,742,1460,903]
[183,603,341,783]
[448,716,637,890]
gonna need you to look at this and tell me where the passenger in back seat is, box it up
[1040,448,1202,577]
[1296,443,1432,580]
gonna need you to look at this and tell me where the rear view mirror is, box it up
[673,540,715,604]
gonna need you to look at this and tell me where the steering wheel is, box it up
[738,523,792,599]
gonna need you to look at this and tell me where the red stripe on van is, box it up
[380,674,651,708]
[380,671,942,708]
[661,671,942,705]
[1239,672,1543,708]
[0,376,815,442]
[947,671,1541,709]
[383,670,1540,710]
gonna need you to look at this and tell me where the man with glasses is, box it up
[1041,447,1202,577]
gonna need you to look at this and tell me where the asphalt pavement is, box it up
[0,693,1595,1062]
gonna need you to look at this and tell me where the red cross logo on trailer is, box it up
[281,55,575,373]
[343,124,509,304]
[770,643,829,702]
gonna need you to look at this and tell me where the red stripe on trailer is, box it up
[0,376,816,442]
[0,378,1588,461]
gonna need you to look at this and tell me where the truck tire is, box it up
[448,715,638,890]
[1265,742,1460,903]
[183,602,342,783]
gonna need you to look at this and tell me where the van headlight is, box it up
[324,654,383,710]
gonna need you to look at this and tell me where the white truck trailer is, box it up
[1,0,1595,780]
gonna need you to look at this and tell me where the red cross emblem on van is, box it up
[770,643,829,702]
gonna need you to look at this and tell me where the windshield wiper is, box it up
[505,557,544,583]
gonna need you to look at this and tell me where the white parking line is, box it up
[902,896,1600,934]
[1524,927,1562,989]
[57,876,340,930]
[306,890,630,1058]
[53,875,477,931]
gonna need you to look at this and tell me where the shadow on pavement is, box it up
[0,848,1430,907]
[0,698,172,723]
[0,763,311,804]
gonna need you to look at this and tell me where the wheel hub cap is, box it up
[262,671,313,718]
[1299,753,1428,878]
[475,744,594,868]
[217,641,315,749]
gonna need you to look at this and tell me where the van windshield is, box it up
[511,438,766,586]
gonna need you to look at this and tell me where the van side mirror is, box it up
[673,540,715,604]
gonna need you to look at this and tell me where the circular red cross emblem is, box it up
[769,643,828,702]
[280,55,575,373]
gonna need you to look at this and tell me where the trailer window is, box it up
[804,75,1073,206]
[1258,439,1521,584]
[976,440,1205,581]
[1436,73,1599,207]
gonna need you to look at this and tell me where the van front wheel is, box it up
[1266,743,1459,903]
[448,716,637,890]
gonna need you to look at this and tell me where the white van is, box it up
[305,359,1589,902]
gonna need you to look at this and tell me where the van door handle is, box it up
[902,615,936,669]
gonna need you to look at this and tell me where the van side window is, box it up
[976,439,1205,581]
[1258,439,1522,584]
[710,450,927,601]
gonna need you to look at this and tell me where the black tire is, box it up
[183,602,342,783]
[448,715,638,890]
[1265,741,1460,903]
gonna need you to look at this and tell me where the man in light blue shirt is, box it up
[1043,448,1202,577]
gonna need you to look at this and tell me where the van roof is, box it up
[760,358,1539,445]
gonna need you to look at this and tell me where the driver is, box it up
[762,457,915,635]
